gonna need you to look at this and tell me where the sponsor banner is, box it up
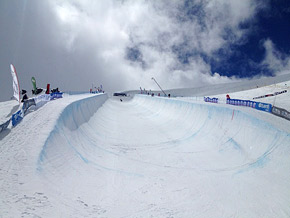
[253,90,287,100]
[34,94,51,105]
[272,106,290,121]
[255,102,272,113]
[10,64,21,103]
[0,119,11,133]
[33,93,63,105]
[9,92,63,128]
[250,101,256,108]
[50,92,63,100]
[274,90,287,95]
[12,109,24,127]
[227,99,257,108]
[22,98,36,114]
[204,97,218,103]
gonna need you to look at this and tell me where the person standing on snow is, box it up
[21,90,28,102]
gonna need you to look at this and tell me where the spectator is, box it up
[21,90,28,102]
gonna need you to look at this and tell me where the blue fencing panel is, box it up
[50,92,63,100]
[226,98,272,113]
[12,109,24,127]
[227,99,258,109]
[255,102,272,113]
[204,97,218,103]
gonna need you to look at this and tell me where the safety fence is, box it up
[226,98,272,113]
[203,96,289,121]
[12,93,63,127]
[0,93,63,131]
[204,97,219,103]
[272,106,290,121]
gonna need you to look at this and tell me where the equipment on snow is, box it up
[46,84,50,94]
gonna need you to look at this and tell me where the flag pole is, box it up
[151,77,167,96]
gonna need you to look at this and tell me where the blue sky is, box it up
[0,0,290,101]
[125,0,290,82]
[209,0,290,78]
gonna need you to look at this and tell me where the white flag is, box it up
[10,64,20,103]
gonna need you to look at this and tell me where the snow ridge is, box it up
[37,93,108,172]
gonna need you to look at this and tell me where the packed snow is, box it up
[0,77,290,217]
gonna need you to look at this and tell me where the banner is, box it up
[227,99,256,108]
[255,102,272,113]
[50,92,63,100]
[22,99,36,114]
[34,94,51,105]
[10,64,20,103]
[227,98,272,113]
[12,109,24,127]
[204,97,218,103]
[10,92,63,127]
[272,106,290,121]
[31,77,37,94]
[253,90,287,100]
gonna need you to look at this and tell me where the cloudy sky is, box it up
[0,0,290,101]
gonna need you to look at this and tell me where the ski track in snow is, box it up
[0,80,290,217]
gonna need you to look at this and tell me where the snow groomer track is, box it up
[1,93,290,217]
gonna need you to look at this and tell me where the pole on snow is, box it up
[151,77,167,96]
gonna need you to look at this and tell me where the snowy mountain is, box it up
[0,77,290,217]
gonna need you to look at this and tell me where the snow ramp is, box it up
[37,94,290,217]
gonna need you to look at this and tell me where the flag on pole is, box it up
[10,64,21,104]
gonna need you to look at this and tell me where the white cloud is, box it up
[35,0,269,91]
[261,39,290,75]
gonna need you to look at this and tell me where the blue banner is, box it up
[226,98,272,113]
[227,99,256,108]
[50,92,63,100]
[204,97,218,103]
[255,102,272,113]
[12,109,24,127]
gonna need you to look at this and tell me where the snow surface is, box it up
[0,78,290,217]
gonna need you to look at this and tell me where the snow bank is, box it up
[37,93,108,172]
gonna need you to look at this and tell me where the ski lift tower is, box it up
[151,77,167,97]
